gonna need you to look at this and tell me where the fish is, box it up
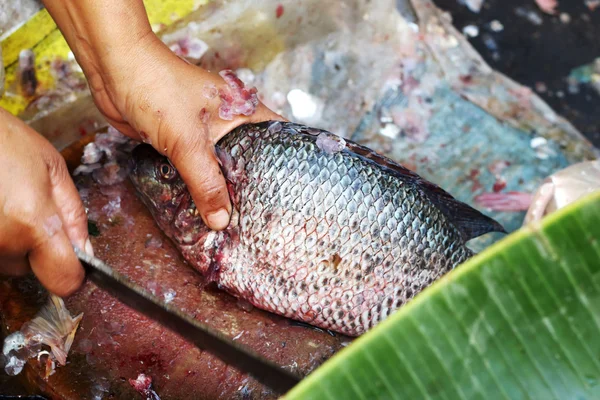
[129,121,505,337]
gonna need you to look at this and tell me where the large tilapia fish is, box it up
[129,121,504,336]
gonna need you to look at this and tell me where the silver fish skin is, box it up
[129,121,504,337]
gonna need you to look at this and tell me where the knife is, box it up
[73,247,301,395]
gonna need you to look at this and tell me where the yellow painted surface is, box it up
[0,0,204,116]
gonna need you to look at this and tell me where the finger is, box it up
[45,153,94,256]
[0,257,30,277]
[171,137,231,231]
[29,225,85,298]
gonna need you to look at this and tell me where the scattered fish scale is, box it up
[129,122,504,336]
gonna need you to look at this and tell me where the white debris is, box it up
[82,142,103,164]
[234,68,256,86]
[459,0,485,13]
[515,7,543,25]
[530,136,554,159]
[462,25,480,38]
[380,123,401,138]
[164,289,177,304]
[287,89,324,124]
[162,25,209,63]
[316,132,346,154]
[489,20,504,32]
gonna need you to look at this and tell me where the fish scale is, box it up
[129,121,504,337]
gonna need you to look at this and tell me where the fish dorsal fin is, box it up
[289,123,506,241]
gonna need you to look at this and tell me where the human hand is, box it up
[42,0,286,231]
[0,108,92,296]
[88,37,285,230]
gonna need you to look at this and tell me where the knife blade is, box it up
[73,247,301,395]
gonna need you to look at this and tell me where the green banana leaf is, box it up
[285,192,600,400]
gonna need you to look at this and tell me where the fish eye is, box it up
[158,162,176,181]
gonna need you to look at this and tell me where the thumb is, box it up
[47,153,94,256]
[170,134,232,231]
[29,212,85,297]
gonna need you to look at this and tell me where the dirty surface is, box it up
[433,0,600,147]
[0,171,349,399]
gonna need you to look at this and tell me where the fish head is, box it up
[129,144,205,241]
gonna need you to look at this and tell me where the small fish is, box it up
[129,122,504,336]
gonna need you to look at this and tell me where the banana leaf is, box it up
[285,192,600,400]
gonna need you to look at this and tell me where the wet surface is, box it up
[433,0,600,146]
[0,171,349,399]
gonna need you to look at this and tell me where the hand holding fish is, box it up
[42,0,285,230]
[0,108,91,297]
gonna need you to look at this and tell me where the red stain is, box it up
[459,75,473,84]
[199,107,209,123]
[276,4,284,18]
[468,169,482,192]
[78,126,87,136]
[493,179,507,193]
[128,352,164,371]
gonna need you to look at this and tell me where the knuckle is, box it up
[61,203,88,234]
[168,129,202,162]
[44,152,69,184]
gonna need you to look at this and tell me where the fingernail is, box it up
[84,238,95,257]
[206,209,231,230]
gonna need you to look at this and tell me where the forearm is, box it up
[41,0,154,79]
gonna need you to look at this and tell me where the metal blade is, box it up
[73,247,301,395]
